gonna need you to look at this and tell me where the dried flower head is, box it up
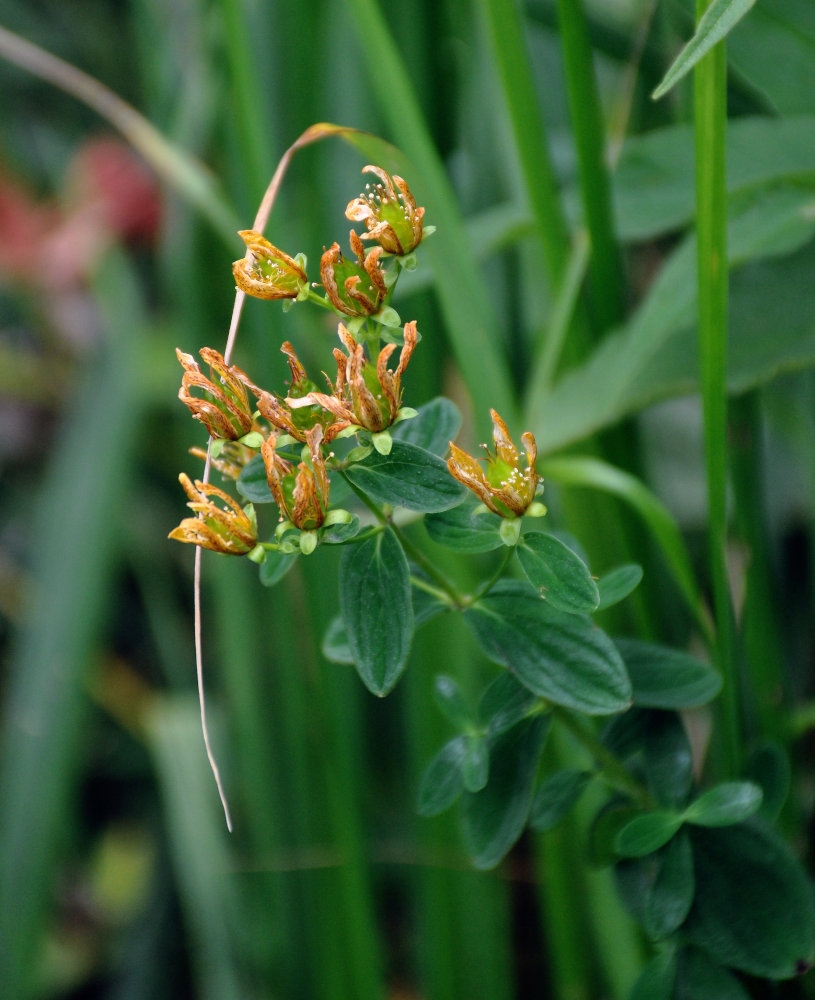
[257,341,351,443]
[176,347,260,440]
[232,230,308,300]
[320,230,387,317]
[261,425,330,531]
[288,321,418,433]
[169,474,257,554]
[447,410,540,518]
[346,165,424,255]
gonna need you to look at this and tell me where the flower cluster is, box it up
[170,166,428,558]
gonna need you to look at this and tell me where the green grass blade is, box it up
[540,455,711,644]
[0,253,144,999]
[653,0,757,99]
[694,1,741,775]
[342,0,518,430]
[0,25,240,245]
[145,698,245,1000]
[478,0,570,284]
[554,0,624,334]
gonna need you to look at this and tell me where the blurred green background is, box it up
[2,0,815,997]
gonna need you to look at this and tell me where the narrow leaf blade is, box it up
[652,0,757,100]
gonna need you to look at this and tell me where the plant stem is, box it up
[552,707,654,809]
[466,546,515,605]
[694,0,741,777]
[554,0,625,335]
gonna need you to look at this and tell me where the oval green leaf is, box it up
[628,951,677,1000]
[344,439,466,512]
[683,781,763,828]
[615,811,684,858]
[462,734,489,793]
[339,528,413,696]
[465,581,632,715]
[258,548,298,587]
[530,768,593,832]
[685,821,815,978]
[433,675,473,729]
[320,514,361,544]
[424,501,503,553]
[417,736,467,816]
[517,531,600,613]
[391,395,462,456]
[237,453,276,503]
[596,563,643,610]
[645,831,695,940]
[675,946,752,1000]
[478,671,540,736]
[322,614,353,664]
[615,637,721,709]
[461,715,549,869]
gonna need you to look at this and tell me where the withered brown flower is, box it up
[169,474,257,554]
[320,230,387,317]
[288,321,417,434]
[346,165,424,256]
[232,230,307,300]
[447,410,540,517]
[261,425,330,531]
[176,347,260,440]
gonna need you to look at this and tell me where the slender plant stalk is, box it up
[729,393,787,745]
[0,26,238,243]
[479,0,570,284]
[694,0,741,777]
[553,0,625,334]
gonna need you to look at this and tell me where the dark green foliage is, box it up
[339,529,413,695]
[465,581,632,714]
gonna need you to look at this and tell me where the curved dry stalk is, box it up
[0,24,237,241]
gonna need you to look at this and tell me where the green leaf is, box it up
[322,615,354,665]
[596,564,643,611]
[685,820,815,978]
[644,832,695,940]
[533,187,815,456]
[433,675,473,730]
[727,8,815,114]
[462,735,489,793]
[465,581,632,715]
[339,529,413,696]
[529,769,593,832]
[628,951,676,1000]
[391,396,462,456]
[643,711,694,807]
[612,117,815,242]
[258,549,298,586]
[747,742,790,823]
[344,440,465,512]
[652,0,757,100]
[237,454,275,503]
[424,501,504,553]
[674,946,752,1000]
[461,716,549,869]
[516,531,600,613]
[477,671,540,736]
[615,811,684,858]
[615,638,721,709]
[417,736,467,816]
[683,782,763,828]
[320,514,362,545]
